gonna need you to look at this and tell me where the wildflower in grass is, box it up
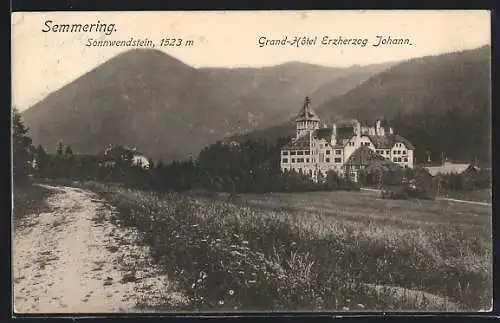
[238,270,245,275]
[192,224,199,227]
[242,240,249,245]
[228,289,234,296]
[191,283,195,289]
[248,280,256,284]
[230,245,237,248]
[357,304,365,309]
[219,300,224,305]
[342,306,349,311]
[200,271,207,280]
[215,239,221,242]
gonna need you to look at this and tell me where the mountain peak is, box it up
[101,48,194,71]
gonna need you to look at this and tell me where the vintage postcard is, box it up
[11,10,492,314]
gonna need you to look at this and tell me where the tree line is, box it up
[148,139,360,193]
[13,107,489,194]
[13,108,359,193]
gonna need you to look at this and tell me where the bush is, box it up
[326,170,360,191]
[437,170,491,192]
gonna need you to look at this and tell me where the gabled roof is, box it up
[281,134,311,150]
[345,146,389,166]
[295,96,320,122]
[313,128,333,142]
[336,125,355,138]
[424,163,479,176]
[366,135,393,149]
[312,127,351,148]
[394,135,415,150]
[367,134,415,150]
[334,124,356,148]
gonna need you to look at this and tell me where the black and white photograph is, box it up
[11,10,492,313]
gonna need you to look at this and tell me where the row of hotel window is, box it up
[283,156,408,164]
[316,142,355,148]
[283,157,342,164]
[283,168,316,176]
[376,149,407,155]
[359,143,408,155]
[282,150,342,156]
[283,148,406,157]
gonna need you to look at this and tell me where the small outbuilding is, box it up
[424,162,480,176]
[422,162,481,192]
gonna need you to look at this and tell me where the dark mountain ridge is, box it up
[21,49,394,162]
[235,45,491,164]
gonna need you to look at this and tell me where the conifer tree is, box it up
[64,145,73,156]
[12,108,33,183]
[34,145,48,176]
[56,141,64,156]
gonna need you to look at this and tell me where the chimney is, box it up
[376,120,381,135]
[331,123,337,145]
[354,120,361,138]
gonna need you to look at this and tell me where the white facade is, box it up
[280,97,414,181]
[132,155,150,169]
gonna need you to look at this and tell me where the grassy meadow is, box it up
[78,181,492,312]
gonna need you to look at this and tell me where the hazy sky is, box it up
[12,10,490,111]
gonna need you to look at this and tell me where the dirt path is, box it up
[437,197,491,206]
[13,184,186,314]
[360,188,491,206]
